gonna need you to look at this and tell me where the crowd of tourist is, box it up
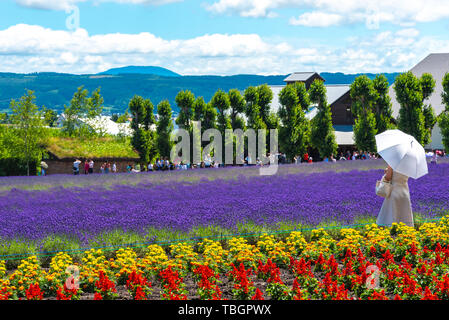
[61,148,446,175]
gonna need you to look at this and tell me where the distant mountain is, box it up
[0,71,401,114]
[99,66,181,77]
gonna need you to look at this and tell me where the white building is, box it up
[56,114,134,136]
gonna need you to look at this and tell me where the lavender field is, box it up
[1,159,448,256]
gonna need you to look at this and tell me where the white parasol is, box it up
[375,129,428,179]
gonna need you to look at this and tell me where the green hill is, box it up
[0,70,401,114]
[99,66,181,77]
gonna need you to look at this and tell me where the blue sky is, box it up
[1,0,449,75]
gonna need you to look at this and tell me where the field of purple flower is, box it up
[0,159,448,258]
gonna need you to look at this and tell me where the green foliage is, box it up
[62,86,105,137]
[0,113,8,124]
[42,107,58,127]
[244,86,266,131]
[278,84,309,161]
[87,87,104,119]
[353,112,377,152]
[423,105,437,146]
[420,73,436,101]
[129,95,157,163]
[419,73,437,146]
[175,90,195,132]
[116,111,130,124]
[439,72,449,152]
[211,89,231,133]
[309,80,337,159]
[0,125,39,176]
[63,86,89,136]
[350,76,378,152]
[156,100,174,158]
[228,89,246,130]
[192,96,206,122]
[372,74,394,133]
[45,135,138,159]
[394,72,426,145]
[257,84,273,126]
[9,90,47,176]
[439,112,449,152]
[292,82,310,111]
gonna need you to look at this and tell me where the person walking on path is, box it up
[374,129,428,229]
[84,160,89,174]
[88,159,94,174]
[376,165,414,227]
[40,160,48,176]
[430,150,438,165]
[73,159,81,175]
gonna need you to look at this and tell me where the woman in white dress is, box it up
[376,165,414,227]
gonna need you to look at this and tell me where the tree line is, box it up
[1,72,449,175]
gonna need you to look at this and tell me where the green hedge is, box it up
[0,158,38,176]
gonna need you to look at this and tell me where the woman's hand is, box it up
[384,166,393,182]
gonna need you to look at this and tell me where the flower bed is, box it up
[2,217,449,300]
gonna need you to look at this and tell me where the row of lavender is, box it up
[0,160,448,248]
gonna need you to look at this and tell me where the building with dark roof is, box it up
[270,72,355,147]
[283,72,325,89]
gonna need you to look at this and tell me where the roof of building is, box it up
[268,84,350,115]
[283,72,323,83]
[326,85,351,106]
[389,53,449,117]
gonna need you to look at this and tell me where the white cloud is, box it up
[14,0,181,10]
[0,23,448,76]
[395,28,420,38]
[289,11,344,27]
[207,0,449,27]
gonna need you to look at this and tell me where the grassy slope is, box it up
[46,136,139,159]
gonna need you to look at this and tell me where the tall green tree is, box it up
[62,86,104,136]
[211,89,231,135]
[192,96,217,142]
[129,95,156,164]
[278,84,309,161]
[87,87,104,119]
[394,72,427,145]
[63,86,89,136]
[42,107,58,127]
[0,113,9,124]
[309,80,338,159]
[193,96,207,122]
[210,89,231,163]
[350,75,378,152]
[438,73,449,152]
[257,84,273,127]
[372,74,394,133]
[228,89,246,130]
[156,100,174,159]
[9,90,46,176]
[244,86,266,130]
[292,82,310,112]
[420,73,437,145]
[175,90,195,132]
